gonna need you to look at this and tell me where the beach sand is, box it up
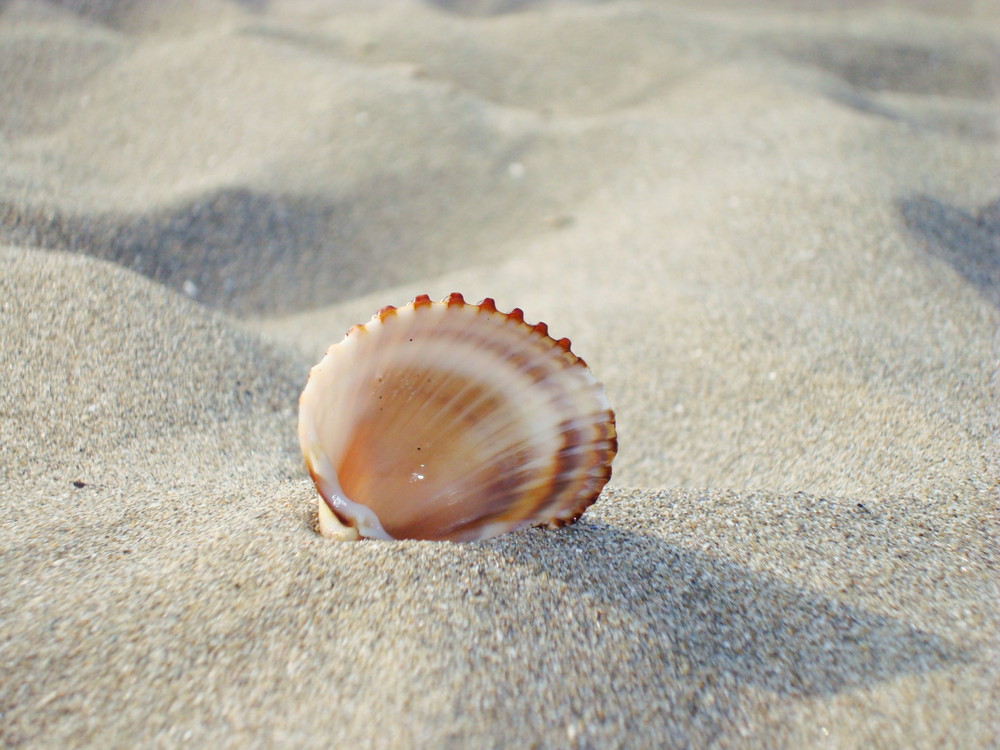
[1,0,998,747]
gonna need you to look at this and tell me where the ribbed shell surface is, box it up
[298,294,617,542]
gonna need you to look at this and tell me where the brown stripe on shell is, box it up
[393,299,575,431]
[434,346,604,536]
[478,417,588,531]
[544,418,596,519]
[595,411,619,449]
[541,419,590,522]
[506,346,555,387]
[413,294,433,308]
[444,443,543,539]
[445,292,466,307]
[539,408,618,528]
[447,407,617,539]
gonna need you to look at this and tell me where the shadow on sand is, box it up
[898,195,1000,308]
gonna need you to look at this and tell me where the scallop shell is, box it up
[297,293,617,542]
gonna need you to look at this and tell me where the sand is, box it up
[1,0,998,747]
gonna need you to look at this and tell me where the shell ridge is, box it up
[357,309,501,450]
[366,326,566,450]
[338,327,389,472]
[438,404,614,492]
[437,385,611,474]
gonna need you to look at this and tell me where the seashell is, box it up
[297,293,617,542]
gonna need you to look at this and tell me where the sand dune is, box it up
[2,1,998,747]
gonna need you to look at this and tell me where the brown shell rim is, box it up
[348,292,582,361]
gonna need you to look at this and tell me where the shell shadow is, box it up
[486,520,966,700]
[898,194,1000,308]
